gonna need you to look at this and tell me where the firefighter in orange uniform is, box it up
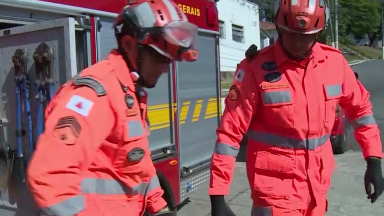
[209,0,384,216]
[27,0,198,215]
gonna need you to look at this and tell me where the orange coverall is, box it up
[209,42,382,215]
[27,50,167,216]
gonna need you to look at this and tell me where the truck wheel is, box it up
[333,127,348,154]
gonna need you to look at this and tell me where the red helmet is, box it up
[114,0,198,62]
[274,0,330,34]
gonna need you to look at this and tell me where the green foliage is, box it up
[248,0,275,21]
[250,0,384,46]
[337,0,381,38]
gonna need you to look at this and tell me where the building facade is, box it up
[217,0,260,72]
[260,21,278,49]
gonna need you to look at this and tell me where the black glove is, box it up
[210,195,236,216]
[364,157,384,203]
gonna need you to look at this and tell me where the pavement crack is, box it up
[228,188,250,203]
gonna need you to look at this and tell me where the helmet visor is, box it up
[163,21,198,48]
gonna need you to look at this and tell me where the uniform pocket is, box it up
[323,84,342,123]
[113,119,150,174]
[261,89,294,128]
[253,151,295,199]
[319,147,335,193]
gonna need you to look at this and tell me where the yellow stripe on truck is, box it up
[147,97,220,131]
[147,103,170,130]
[192,99,203,122]
[204,98,217,119]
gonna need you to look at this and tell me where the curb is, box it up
[220,59,369,113]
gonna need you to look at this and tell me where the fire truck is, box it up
[0,0,220,214]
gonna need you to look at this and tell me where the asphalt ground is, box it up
[178,60,384,216]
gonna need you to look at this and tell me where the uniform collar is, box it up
[310,42,327,62]
[108,49,136,92]
[274,40,326,67]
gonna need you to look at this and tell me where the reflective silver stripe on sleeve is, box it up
[262,90,292,104]
[214,142,239,157]
[251,206,272,216]
[81,175,161,195]
[247,130,330,150]
[325,84,342,97]
[351,114,376,129]
[42,176,161,215]
[127,120,145,137]
[40,195,84,216]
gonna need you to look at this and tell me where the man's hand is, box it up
[364,157,384,203]
[210,195,236,216]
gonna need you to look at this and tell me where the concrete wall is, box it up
[217,0,260,72]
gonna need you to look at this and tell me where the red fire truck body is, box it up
[0,0,220,214]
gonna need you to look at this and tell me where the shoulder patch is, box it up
[53,116,81,145]
[228,85,240,101]
[235,69,245,82]
[74,76,106,96]
[318,43,341,53]
[65,95,94,116]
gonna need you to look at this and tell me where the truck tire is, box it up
[333,127,348,154]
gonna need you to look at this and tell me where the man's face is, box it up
[139,46,172,88]
[280,28,317,59]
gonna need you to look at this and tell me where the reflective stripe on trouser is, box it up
[40,176,161,216]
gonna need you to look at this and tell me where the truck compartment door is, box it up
[0,17,78,167]
[176,31,220,201]
[0,17,78,214]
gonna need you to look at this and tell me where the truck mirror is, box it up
[354,72,359,79]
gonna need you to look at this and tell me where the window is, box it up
[232,24,244,43]
[219,20,225,39]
